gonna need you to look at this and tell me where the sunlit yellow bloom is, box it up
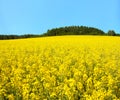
[0,36,120,99]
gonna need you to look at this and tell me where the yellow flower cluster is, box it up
[0,36,120,99]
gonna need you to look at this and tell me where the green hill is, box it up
[43,26,105,36]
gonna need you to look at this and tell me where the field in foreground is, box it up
[0,35,120,100]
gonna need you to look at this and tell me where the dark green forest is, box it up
[0,26,119,40]
[44,26,105,36]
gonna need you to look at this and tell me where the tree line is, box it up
[0,26,119,40]
[0,34,42,40]
[44,26,105,36]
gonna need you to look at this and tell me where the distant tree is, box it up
[0,34,42,40]
[108,30,116,36]
[0,26,106,40]
[44,26,105,36]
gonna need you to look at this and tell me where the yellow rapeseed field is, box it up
[0,35,120,100]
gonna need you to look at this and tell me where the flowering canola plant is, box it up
[0,35,120,100]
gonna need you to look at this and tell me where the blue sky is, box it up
[0,0,119,34]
